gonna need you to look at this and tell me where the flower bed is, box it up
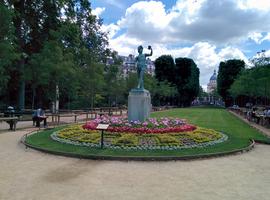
[82,116,196,133]
[51,117,228,151]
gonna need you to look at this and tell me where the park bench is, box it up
[0,116,19,131]
[74,111,98,120]
[54,113,79,124]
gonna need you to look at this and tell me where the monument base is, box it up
[128,88,151,122]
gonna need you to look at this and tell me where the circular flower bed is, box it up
[51,117,228,151]
[82,116,196,133]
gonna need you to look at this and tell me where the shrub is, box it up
[157,135,180,146]
[113,134,138,146]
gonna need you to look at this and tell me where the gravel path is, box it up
[0,130,270,200]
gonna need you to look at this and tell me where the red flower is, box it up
[83,121,196,134]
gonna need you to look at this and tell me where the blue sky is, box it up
[90,0,270,88]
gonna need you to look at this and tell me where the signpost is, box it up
[96,124,109,148]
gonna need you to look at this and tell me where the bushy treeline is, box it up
[230,64,270,106]
[216,58,270,107]
[0,1,178,110]
[0,0,109,109]
[155,55,200,107]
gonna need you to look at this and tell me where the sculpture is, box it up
[135,45,153,89]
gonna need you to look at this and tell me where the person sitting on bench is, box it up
[32,107,47,128]
[251,107,260,124]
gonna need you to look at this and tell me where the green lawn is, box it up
[25,107,270,158]
[152,107,269,143]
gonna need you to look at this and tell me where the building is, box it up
[121,54,136,78]
[106,52,155,78]
[193,69,224,106]
[207,70,217,93]
[121,54,155,78]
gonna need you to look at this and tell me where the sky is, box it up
[90,0,270,89]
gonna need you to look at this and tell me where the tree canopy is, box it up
[217,59,245,107]
[0,0,109,109]
[155,55,200,107]
[230,64,270,105]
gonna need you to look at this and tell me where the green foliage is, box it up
[217,59,245,107]
[0,0,109,108]
[155,55,175,83]
[114,134,138,146]
[124,72,177,106]
[230,64,270,99]
[175,58,200,106]
[0,3,17,93]
[104,64,125,106]
[156,135,179,146]
[154,56,200,106]
[198,86,208,98]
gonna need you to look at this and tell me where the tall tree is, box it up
[230,64,270,103]
[0,3,17,98]
[175,58,200,106]
[154,55,200,106]
[217,59,245,107]
[154,55,175,83]
[1,0,108,109]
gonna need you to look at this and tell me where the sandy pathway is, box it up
[0,130,270,200]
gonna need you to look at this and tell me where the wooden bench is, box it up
[55,113,78,124]
[74,111,98,120]
[0,117,19,131]
[46,113,59,124]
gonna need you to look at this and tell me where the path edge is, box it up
[21,131,256,161]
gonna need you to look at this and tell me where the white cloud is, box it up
[248,32,264,44]
[102,23,120,39]
[265,50,270,57]
[109,36,248,85]
[102,0,269,86]
[248,32,270,44]
[238,0,270,11]
[117,1,174,43]
[110,0,270,45]
[92,7,106,18]
[262,33,270,43]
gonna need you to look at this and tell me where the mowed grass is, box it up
[25,107,270,158]
[152,107,269,143]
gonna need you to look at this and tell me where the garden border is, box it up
[21,130,256,161]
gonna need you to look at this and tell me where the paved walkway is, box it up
[0,128,270,200]
[0,115,89,132]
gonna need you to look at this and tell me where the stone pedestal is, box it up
[128,88,151,122]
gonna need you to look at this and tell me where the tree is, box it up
[154,55,199,106]
[1,0,109,109]
[230,64,270,105]
[104,64,124,106]
[175,58,200,106]
[0,3,17,98]
[250,50,270,67]
[154,55,175,83]
[217,59,245,107]
[198,86,208,98]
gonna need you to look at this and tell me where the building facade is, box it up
[106,53,155,78]
[207,70,217,93]
[121,54,155,78]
